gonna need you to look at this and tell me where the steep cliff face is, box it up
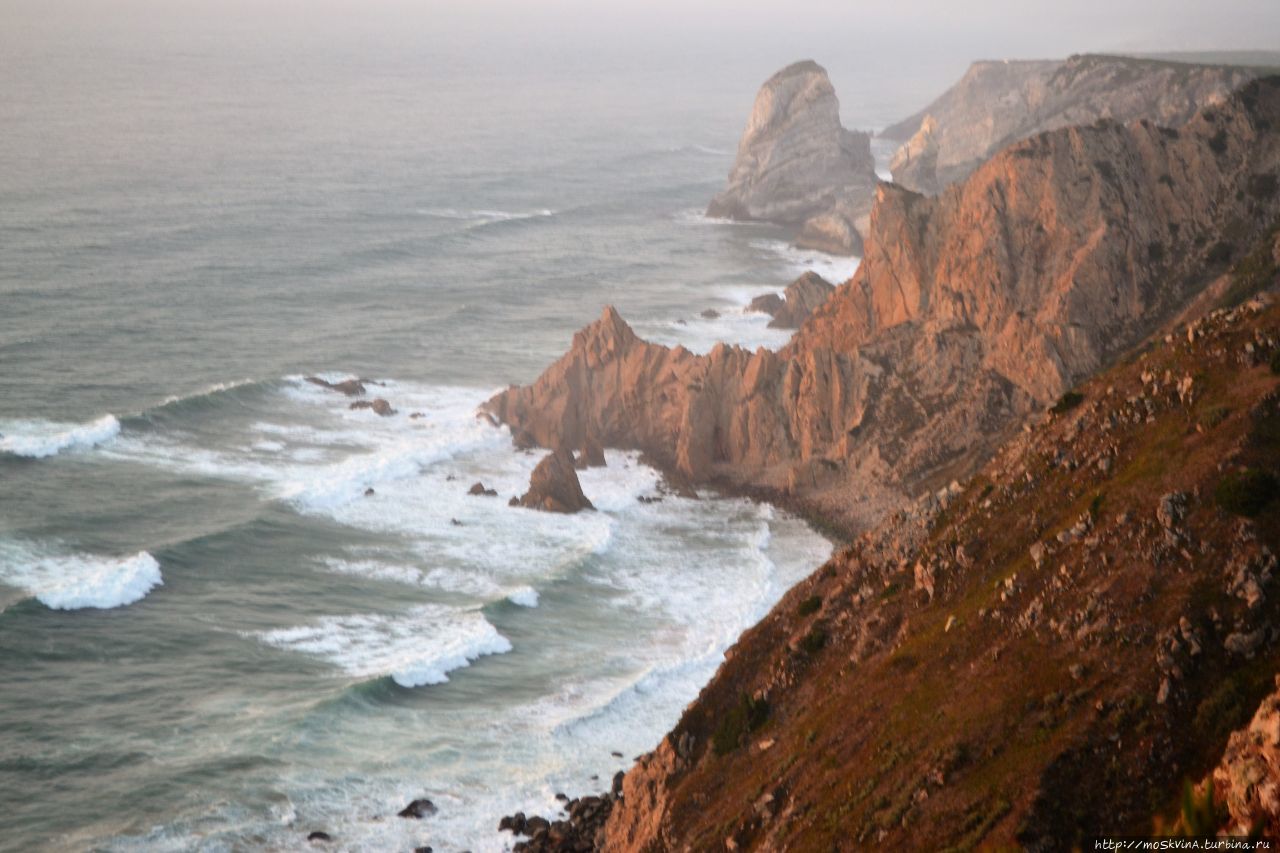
[707,60,877,255]
[602,290,1280,850]
[487,80,1280,534]
[886,54,1258,195]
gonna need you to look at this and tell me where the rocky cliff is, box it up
[598,288,1280,850]
[707,60,877,256]
[488,79,1280,535]
[885,53,1258,195]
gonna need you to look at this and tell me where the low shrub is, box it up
[1050,391,1085,414]
[1215,468,1279,517]
[712,693,771,756]
[800,627,828,655]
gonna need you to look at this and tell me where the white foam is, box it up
[750,238,861,284]
[252,604,512,688]
[417,207,555,224]
[507,586,539,608]
[0,414,121,459]
[637,300,793,353]
[0,542,162,610]
[156,378,257,408]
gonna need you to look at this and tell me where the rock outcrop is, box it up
[514,450,594,513]
[488,79,1280,533]
[885,53,1258,194]
[766,271,835,329]
[708,60,877,256]
[1205,676,1280,837]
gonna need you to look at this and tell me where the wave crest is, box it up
[0,415,121,459]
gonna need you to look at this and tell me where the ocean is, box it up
[0,11,959,851]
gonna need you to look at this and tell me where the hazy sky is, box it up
[7,0,1280,57]
[3,0,1278,138]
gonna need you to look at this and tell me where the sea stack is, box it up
[516,449,595,513]
[707,60,877,255]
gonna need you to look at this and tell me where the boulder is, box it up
[468,481,498,497]
[307,831,332,843]
[516,450,594,513]
[700,309,720,320]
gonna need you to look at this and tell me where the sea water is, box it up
[0,9,959,851]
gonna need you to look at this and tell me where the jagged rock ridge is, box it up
[707,60,877,256]
[488,79,1280,533]
[885,53,1259,195]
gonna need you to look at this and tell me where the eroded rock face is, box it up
[885,54,1258,194]
[707,60,877,255]
[516,449,594,513]
[488,80,1280,533]
[768,271,835,329]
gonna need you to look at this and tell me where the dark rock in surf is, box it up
[468,481,498,497]
[307,831,332,843]
[350,398,395,416]
[306,376,366,396]
[398,798,438,819]
[747,292,785,316]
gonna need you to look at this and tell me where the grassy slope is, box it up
[648,270,1280,848]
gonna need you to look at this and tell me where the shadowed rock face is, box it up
[488,79,1280,532]
[886,53,1259,195]
[707,60,877,256]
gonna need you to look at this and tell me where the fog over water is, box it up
[1,1,1277,850]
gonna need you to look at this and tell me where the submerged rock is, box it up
[516,450,594,513]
